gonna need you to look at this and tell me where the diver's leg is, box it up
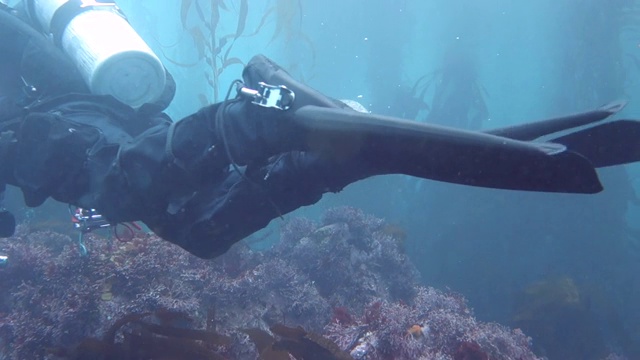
[196,55,631,194]
[147,151,374,259]
[156,105,640,258]
[204,90,605,194]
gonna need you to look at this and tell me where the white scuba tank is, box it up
[29,0,166,108]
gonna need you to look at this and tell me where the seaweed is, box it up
[511,277,608,359]
[170,0,253,103]
[453,341,488,360]
[242,328,290,360]
[244,324,352,360]
[169,0,315,103]
[48,310,231,360]
[411,46,488,130]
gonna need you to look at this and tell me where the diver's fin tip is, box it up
[600,99,627,114]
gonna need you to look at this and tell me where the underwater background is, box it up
[1,0,640,359]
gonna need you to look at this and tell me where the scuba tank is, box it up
[26,0,166,108]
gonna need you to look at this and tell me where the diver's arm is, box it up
[143,151,372,259]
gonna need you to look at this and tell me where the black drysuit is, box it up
[1,5,640,258]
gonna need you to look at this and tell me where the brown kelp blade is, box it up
[50,310,229,360]
[243,328,291,360]
[270,324,352,360]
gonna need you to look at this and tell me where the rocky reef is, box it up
[0,206,542,359]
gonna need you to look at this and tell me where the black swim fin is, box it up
[292,105,603,194]
[239,55,639,194]
[487,101,640,168]
[486,100,626,141]
[547,120,640,168]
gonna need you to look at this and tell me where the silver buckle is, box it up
[239,82,295,111]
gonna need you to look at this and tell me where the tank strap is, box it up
[22,93,165,138]
[24,93,127,114]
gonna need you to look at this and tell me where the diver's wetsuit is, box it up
[1,4,640,258]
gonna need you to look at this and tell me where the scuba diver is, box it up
[1,0,640,259]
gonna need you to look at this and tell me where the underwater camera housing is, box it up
[26,0,166,108]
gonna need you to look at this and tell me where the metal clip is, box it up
[72,208,111,233]
[20,76,37,98]
[70,207,112,255]
[77,233,88,256]
[239,82,295,111]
